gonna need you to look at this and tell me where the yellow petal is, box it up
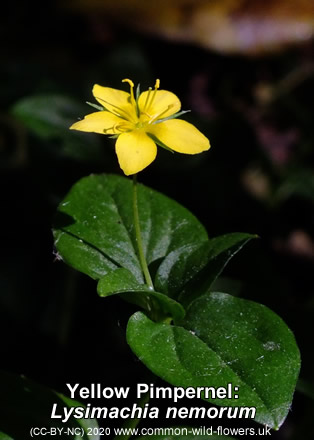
[92,84,137,122]
[70,111,133,135]
[147,119,210,154]
[138,90,181,120]
[115,130,157,175]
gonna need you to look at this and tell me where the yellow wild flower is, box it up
[70,79,210,175]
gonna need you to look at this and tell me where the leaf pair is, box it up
[54,174,253,318]
[53,174,300,430]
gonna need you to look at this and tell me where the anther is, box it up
[122,79,135,88]
[103,125,115,133]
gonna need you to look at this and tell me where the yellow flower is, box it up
[70,79,210,175]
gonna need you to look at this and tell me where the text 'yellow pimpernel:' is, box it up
[70,79,210,175]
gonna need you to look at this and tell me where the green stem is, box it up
[112,390,150,440]
[133,174,154,290]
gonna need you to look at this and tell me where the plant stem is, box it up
[112,390,150,440]
[132,174,154,290]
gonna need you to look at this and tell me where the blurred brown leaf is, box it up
[67,0,314,55]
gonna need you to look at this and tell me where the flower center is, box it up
[123,78,166,128]
[100,79,174,134]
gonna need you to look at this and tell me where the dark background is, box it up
[1,1,314,438]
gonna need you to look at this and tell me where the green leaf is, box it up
[179,233,255,308]
[154,241,210,297]
[0,433,14,440]
[11,94,104,162]
[12,94,78,139]
[0,371,99,440]
[54,173,208,286]
[97,268,185,321]
[97,267,148,294]
[54,176,257,320]
[155,232,255,306]
[127,292,300,429]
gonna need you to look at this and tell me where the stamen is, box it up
[103,125,115,134]
[122,78,136,108]
[115,123,129,133]
[145,78,161,114]
[149,104,174,124]
[142,79,160,113]
[143,87,152,112]
[141,111,152,118]
[95,96,130,120]
[103,122,130,134]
